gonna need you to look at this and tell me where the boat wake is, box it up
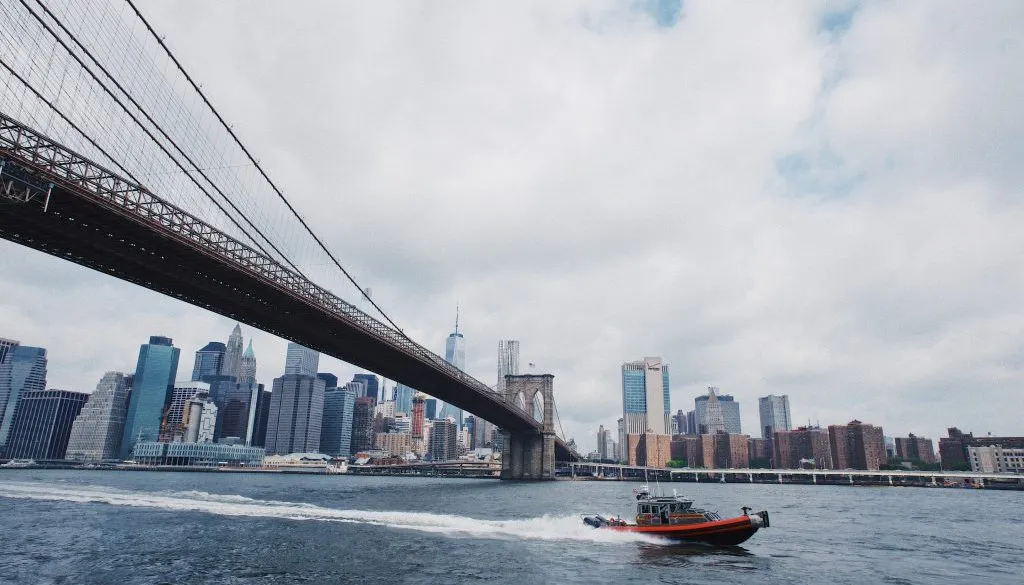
[0,481,665,545]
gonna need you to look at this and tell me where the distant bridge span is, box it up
[0,113,577,466]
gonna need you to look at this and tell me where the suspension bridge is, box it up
[0,0,579,477]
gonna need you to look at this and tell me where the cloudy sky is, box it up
[2,0,1022,452]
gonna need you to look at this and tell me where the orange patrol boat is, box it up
[582,486,769,546]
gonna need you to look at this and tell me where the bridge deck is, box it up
[0,112,574,457]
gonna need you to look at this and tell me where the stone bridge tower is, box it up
[500,374,555,480]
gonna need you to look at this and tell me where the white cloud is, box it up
[2,0,1022,452]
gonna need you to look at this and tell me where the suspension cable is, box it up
[24,0,300,275]
[124,0,408,334]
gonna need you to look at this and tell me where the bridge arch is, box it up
[500,374,556,480]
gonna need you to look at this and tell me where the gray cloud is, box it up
[2,0,1022,452]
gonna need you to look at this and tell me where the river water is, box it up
[0,470,1020,584]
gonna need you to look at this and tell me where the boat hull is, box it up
[604,514,765,546]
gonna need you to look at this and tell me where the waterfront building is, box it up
[895,433,937,464]
[375,432,412,456]
[939,428,1023,471]
[411,394,426,438]
[121,336,180,459]
[350,396,376,453]
[748,437,770,465]
[238,340,257,386]
[393,384,414,416]
[249,388,272,448]
[222,324,244,380]
[265,374,325,455]
[0,337,18,365]
[625,433,672,468]
[772,426,832,469]
[284,343,319,377]
[428,418,458,461]
[968,445,1024,473]
[670,435,703,467]
[621,357,671,436]
[706,433,750,469]
[320,386,356,457]
[0,344,47,452]
[828,420,886,471]
[4,389,88,459]
[497,339,520,393]
[191,342,225,381]
[66,372,130,461]
[694,388,741,434]
[182,398,218,443]
[352,374,379,403]
[939,427,973,468]
[425,398,438,420]
[130,441,264,466]
[159,381,211,442]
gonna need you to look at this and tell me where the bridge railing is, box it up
[0,112,532,419]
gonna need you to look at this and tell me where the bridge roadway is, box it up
[0,112,575,461]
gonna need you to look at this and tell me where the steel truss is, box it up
[0,111,533,419]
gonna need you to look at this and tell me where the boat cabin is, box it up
[634,487,717,526]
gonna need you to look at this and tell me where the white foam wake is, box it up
[0,481,665,545]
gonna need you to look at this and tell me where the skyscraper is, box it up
[758,395,791,438]
[249,388,272,448]
[441,310,467,428]
[352,373,379,403]
[222,324,244,380]
[66,372,130,461]
[238,340,257,386]
[0,337,19,365]
[4,389,88,459]
[121,336,180,459]
[318,373,339,390]
[411,394,426,439]
[694,388,741,434]
[671,409,686,435]
[758,394,791,464]
[0,344,47,452]
[701,388,727,434]
[429,418,458,461]
[265,374,325,455]
[350,396,376,453]
[191,342,225,381]
[160,381,211,442]
[393,384,414,416]
[219,380,258,441]
[320,386,356,457]
[621,357,670,436]
[425,398,438,420]
[497,340,520,393]
[284,343,320,377]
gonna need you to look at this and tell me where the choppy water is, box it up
[0,470,1021,584]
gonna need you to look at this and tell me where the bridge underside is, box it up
[0,164,573,460]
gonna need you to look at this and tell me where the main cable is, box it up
[124,0,408,335]
[21,0,301,274]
